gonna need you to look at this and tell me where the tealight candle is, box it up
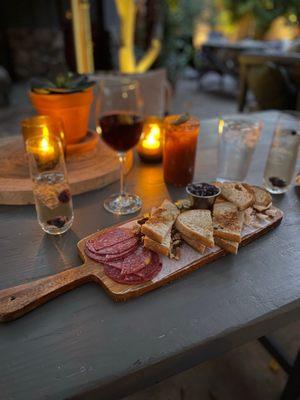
[27,136,59,171]
[39,137,55,164]
[137,116,163,163]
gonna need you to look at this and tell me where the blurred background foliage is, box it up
[156,0,216,85]
[221,0,300,38]
[153,0,300,84]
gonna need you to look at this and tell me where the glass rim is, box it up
[22,115,63,128]
[277,110,300,124]
[221,118,262,130]
[99,77,140,91]
[163,114,200,128]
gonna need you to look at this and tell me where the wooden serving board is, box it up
[0,206,283,322]
[0,135,133,205]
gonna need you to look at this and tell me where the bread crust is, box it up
[213,202,243,243]
[214,237,239,254]
[180,233,206,254]
[143,236,170,256]
[141,199,179,244]
[217,182,255,210]
[175,210,214,248]
[141,225,166,243]
[249,185,272,212]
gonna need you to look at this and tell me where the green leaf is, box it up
[30,72,94,94]
[172,113,190,125]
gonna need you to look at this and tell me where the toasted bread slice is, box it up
[175,209,214,248]
[141,199,179,244]
[143,233,171,257]
[214,236,239,255]
[213,202,244,243]
[250,185,272,212]
[180,233,206,254]
[216,182,254,210]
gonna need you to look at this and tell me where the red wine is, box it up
[99,113,143,152]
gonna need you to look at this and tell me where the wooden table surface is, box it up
[0,111,299,400]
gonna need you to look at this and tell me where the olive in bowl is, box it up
[186,182,220,210]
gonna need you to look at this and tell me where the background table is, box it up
[0,111,299,400]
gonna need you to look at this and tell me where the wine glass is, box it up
[96,77,144,215]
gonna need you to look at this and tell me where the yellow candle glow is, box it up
[27,136,59,170]
[142,124,161,150]
[39,137,55,161]
[137,117,163,162]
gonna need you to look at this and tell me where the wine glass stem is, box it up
[118,152,126,196]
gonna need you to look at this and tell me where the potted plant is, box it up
[30,73,95,145]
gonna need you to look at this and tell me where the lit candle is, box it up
[39,137,55,164]
[137,117,162,162]
[29,136,59,170]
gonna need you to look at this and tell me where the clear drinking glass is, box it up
[96,77,144,215]
[264,111,300,194]
[26,135,74,235]
[217,118,262,182]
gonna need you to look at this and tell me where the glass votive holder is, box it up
[137,116,163,163]
[26,135,74,235]
[22,115,66,152]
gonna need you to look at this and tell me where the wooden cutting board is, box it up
[0,206,283,322]
[0,135,133,205]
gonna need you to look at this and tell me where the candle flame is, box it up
[218,119,224,136]
[42,125,50,138]
[40,137,50,152]
[142,124,161,149]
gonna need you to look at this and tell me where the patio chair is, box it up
[238,52,300,111]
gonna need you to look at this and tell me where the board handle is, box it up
[0,265,92,322]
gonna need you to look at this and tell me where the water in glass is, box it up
[264,112,300,193]
[217,119,261,182]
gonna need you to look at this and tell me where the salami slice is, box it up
[86,228,135,252]
[104,254,162,285]
[85,244,138,263]
[106,246,153,275]
[104,265,144,284]
[135,252,161,278]
[86,236,138,256]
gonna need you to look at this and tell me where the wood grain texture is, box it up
[0,135,133,204]
[0,206,283,321]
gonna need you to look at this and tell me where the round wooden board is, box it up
[0,135,134,205]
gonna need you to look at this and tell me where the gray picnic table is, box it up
[0,111,299,400]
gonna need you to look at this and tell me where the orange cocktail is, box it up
[163,115,200,186]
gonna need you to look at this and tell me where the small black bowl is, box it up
[186,182,221,210]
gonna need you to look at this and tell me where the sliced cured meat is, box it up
[106,246,153,275]
[135,252,161,278]
[104,265,144,284]
[84,244,138,263]
[104,254,162,285]
[86,236,138,256]
[86,228,135,252]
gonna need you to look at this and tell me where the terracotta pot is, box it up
[30,88,94,144]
